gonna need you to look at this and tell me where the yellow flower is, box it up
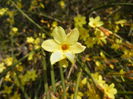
[34,38,41,49]
[59,59,68,68]
[52,21,58,28]
[28,52,34,61]
[34,38,41,45]
[40,3,45,8]
[91,73,105,89]
[59,1,65,8]
[41,26,86,65]
[0,62,6,73]
[12,27,18,32]
[71,92,83,99]
[79,27,89,41]
[88,16,103,28]
[104,83,117,99]
[16,65,24,72]
[87,84,101,99]
[74,15,86,27]
[115,19,127,27]
[1,86,12,94]
[81,77,87,85]
[4,57,13,66]
[10,92,21,99]
[26,37,35,43]
[34,45,41,49]
[91,73,117,99]
[4,72,11,81]
[0,8,8,16]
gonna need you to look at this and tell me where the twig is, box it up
[88,3,133,14]
[10,0,48,34]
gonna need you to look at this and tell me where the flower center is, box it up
[61,44,69,50]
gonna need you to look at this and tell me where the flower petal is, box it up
[89,17,94,22]
[65,28,79,45]
[41,39,59,52]
[69,42,86,54]
[64,52,75,64]
[52,26,66,44]
[50,51,65,65]
[95,16,100,21]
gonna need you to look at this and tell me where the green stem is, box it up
[74,70,82,99]
[42,51,50,99]
[50,64,56,93]
[59,65,66,99]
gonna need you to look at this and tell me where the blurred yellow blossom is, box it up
[85,37,96,48]
[27,37,41,49]
[41,33,46,39]
[26,37,35,43]
[115,19,127,27]
[1,86,12,94]
[74,15,86,27]
[12,27,18,32]
[34,44,41,49]
[4,72,12,81]
[104,83,117,99]
[109,64,114,69]
[10,92,21,99]
[71,92,83,99]
[19,70,37,85]
[26,37,42,50]
[81,77,87,85]
[91,73,117,99]
[40,3,45,8]
[28,52,34,61]
[94,29,107,45]
[26,70,37,80]
[34,38,41,45]
[16,65,24,72]
[4,57,13,66]
[0,8,8,16]
[59,59,68,68]
[10,27,18,35]
[95,61,102,67]
[91,73,106,89]
[88,16,103,28]
[87,84,101,99]
[100,51,106,59]
[34,38,41,49]
[42,26,86,65]
[59,0,65,8]
[79,27,89,41]
[52,21,58,28]
[0,62,6,73]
